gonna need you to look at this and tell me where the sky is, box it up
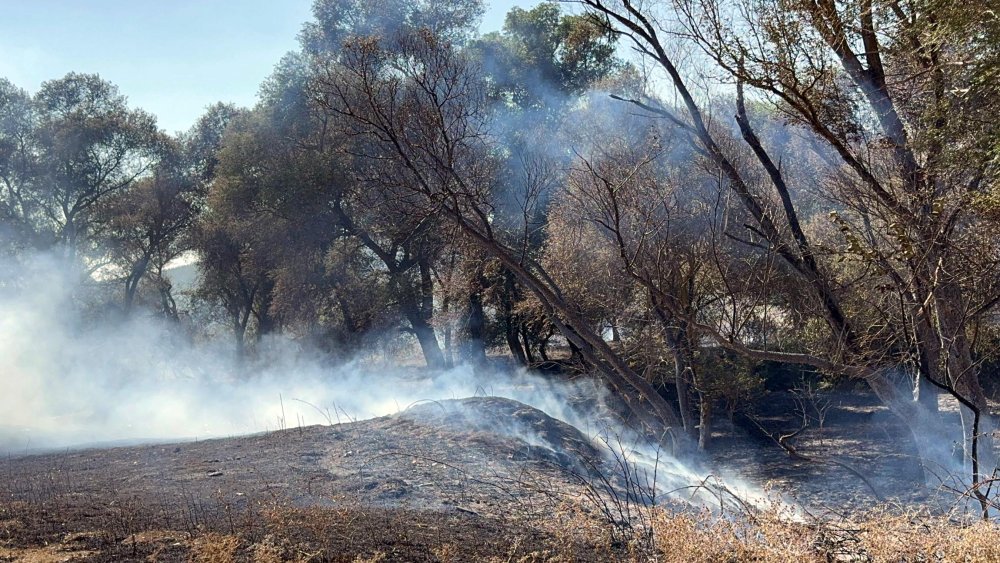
[0,0,537,134]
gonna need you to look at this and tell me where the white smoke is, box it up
[0,253,593,448]
[0,251,779,514]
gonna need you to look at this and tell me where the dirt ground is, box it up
[713,389,999,515]
[0,391,992,561]
[0,397,620,561]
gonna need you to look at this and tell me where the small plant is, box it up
[791,380,834,432]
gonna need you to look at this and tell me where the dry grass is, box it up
[527,495,1000,562]
[2,468,1000,562]
[646,508,1000,562]
[850,510,1000,562]
[189,533,240,562]
[2,496,1000,561]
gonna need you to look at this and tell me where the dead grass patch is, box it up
[0,544,96,562]
[189,532,240,562]
[2,492,1000,561]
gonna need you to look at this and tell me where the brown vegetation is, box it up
[4,489,1000,561]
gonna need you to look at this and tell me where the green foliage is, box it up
[6,73,165,258]
[301,0,483,55]
[696,349,765,415]
[472,2,620,108]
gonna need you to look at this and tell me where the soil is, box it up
[0,391,989,561]
[0,397,612,561]
[715,389,999,515]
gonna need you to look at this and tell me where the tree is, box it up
[192,212,277,356]
[323,26,688,446]
[191,112,291,355]
[579,0,1000,508]
[29,73,164,262]
[95,145,198,317]
[300,1,500,368]
[473,2,619,108]
[0,79,43,261]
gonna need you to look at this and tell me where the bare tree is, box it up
[579,0,1000,512]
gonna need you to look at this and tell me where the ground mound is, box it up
[0,395,612,560]
[397,396,603,472]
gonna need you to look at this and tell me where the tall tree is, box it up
[94,143,198,317]
[579,0,1000,506]
[30,73,164,262]
[0,79,43,261]
[325,26,688,446]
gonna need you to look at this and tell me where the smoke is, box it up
[0,254,562,451]
[0,253,541,451]
[0,251,779,514]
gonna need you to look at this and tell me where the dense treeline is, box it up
[3,0,1000,508]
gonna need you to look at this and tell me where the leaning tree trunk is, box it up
[454,219,689,451]
[398,259,447,369]
[123,254,150,315]
[399,295,446,369]
[411,316,446,369]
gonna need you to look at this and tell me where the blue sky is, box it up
[0,1,536,134]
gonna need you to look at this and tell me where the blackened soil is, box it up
[0,398,608,561]
[0,392,991,561]
[710,389,998,515]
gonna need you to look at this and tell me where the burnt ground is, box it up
[712,389,999,515]
[0,392,993,561]
[0,397,619,561]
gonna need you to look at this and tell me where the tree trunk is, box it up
[460,288,488,365]
[698,394,713,451]
[676,362,697,439]
[914,378,940,412]
[499,269,528,366]
[254,281,279,339]
[410,315,446,369]
[441,292,454,368]
[934,281,996,474]
[443,325,454,368]
[123,255,151,315]
[506,323,527,366]
[655,298,698,437]
[398,259,447,369]
[157,277,179,322]
[521,326,536,364]
[233,309,250,360]
[913,367,941,414]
